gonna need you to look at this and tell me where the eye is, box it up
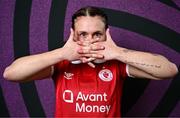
[93,33,102,39]
[79,32,87,39]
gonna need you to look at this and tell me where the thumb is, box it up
[68,28,74,41]
[106,28,112,41]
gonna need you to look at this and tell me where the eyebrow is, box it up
[77,30,103,34]
[93,31,103,34]
[78,31,87,34]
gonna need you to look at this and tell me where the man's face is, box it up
[74,16,106,42]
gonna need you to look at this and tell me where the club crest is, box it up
[98,69,113,82]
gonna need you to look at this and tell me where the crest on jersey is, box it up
[98,69,113,82]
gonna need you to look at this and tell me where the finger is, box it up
[81,53,104,59]
[90,38,100,44]
[77,39,102,46]
[77,43,104,52]
[87,62,95,68]
[68,28,74,41]
[77,40,91,46]
[91,44,104,51]
[78,48,102,54]
[80,57,88,63]
[79,57,94,63]
[81,58,91,63]
[78,46,104,54]
[87,57,96,62]
[77,47,91,54]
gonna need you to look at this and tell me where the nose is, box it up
[79,35,92,41]
[85,35,93,41]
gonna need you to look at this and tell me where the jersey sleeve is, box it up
[52,60,69,81]
[126,64,135,78]
[118,61,128,79]
[52,61,62,81]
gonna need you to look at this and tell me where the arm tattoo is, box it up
[122,49,135,53]
[124,60,161,68]
[122,49,161,68]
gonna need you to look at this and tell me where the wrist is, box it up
[113,47,126,61]
[51,48,66,61]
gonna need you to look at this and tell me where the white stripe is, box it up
[126,64,135,78]
[71,60,81,64]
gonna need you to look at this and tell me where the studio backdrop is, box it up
[0,0,180,117]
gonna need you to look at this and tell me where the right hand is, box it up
[62,28,80,61]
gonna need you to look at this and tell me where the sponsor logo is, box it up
[64,72,74,80]
[98,69,113,82]
[63,90,73,103]
[62,90,111,114]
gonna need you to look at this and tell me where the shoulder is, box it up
[54,60,71,72]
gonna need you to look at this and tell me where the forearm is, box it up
[3,48,65,81]
[114,47,178,78]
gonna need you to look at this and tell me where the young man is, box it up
[3,6,178,117]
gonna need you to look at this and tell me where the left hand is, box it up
[99,28,119,61]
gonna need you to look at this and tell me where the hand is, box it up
[62,28,82,61]
[76,38,105,67]
[77,29,119,62]
[99,28,119,61]
[62,29,104,67]
[77,39,105,59]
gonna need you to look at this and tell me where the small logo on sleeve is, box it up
[98,69,113,82]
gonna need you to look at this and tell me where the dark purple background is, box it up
[0,0,179,117]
